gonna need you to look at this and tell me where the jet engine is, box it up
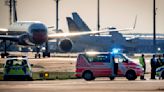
[18,34,34,46]
[58,38,73,52]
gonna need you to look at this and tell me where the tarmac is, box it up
[0,78,164,92]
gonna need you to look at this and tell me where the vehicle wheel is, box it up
[42,52,50,58]
[1,54,5,58]
[3,76,9,81]
[109,76,115,80]
[27,77,33,81]
[35,54,37,58]
[161,71,164,80]
[126,70,137,80]
[48,53,50,57]
[38,54,41,58]
[83,71,95,81]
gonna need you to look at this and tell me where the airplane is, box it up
[68,12,91,32]
[45,13,136,53]
[0,0,136,58]
[0,0,132,58]
[66,12,164,53]
[0,20,134,58]
[71,12,164,39]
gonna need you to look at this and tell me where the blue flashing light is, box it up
[112,48,120,54]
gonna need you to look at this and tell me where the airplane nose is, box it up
[33,32,47,44]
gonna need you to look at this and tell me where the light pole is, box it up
[5,0,12,24]
[43,0,60,57]
[153,0,156,52]
[55,0,60,32]
[97,0,100,31]
[13,0,17,22]
[5,0,17,25]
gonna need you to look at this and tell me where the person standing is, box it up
[150,54,156,79]
[162,54,164,66]
[157,55,163,68]
[139,54,146,80]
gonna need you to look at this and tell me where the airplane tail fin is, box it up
[66,17,81,33]
[72,12,91,31]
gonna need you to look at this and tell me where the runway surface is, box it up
[0,78,164,92]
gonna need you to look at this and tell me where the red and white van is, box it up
[75,52,144,81]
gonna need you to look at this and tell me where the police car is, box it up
[3,56,33,81]
[156,66,164,79]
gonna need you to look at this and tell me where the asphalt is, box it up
[0,78,164,92]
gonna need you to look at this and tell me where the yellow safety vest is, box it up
[139,57,145,67]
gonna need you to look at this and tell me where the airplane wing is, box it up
[0,35,19,42]
[48,28,133,39]
[0,28,8,32]
[0,28,8,35]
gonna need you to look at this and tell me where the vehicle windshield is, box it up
[123,54,133,61]
[114,54,132,63]
[5,59,27,67]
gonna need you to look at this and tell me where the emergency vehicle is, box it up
[156,66,164,79]
[75,52,144,81]
[3,56,33,81]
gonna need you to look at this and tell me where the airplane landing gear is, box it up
[42,41,50,58]
[34,41,51,58]
[1,53,9,58]
[0,40,12,58]
[35,53,41,58]
[42,52,50,58]
[35,46,41,58]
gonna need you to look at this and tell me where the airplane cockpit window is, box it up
[31,29,47,33]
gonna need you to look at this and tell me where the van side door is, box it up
[114,54,128,76]
[87,54,112,77]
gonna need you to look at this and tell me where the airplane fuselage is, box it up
[6,21,48,46]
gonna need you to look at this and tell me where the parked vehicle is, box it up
[3,56,33,81]
[75,52,144,81]
[156,66,164,79]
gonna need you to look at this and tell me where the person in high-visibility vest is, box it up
[139,54,146,80]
